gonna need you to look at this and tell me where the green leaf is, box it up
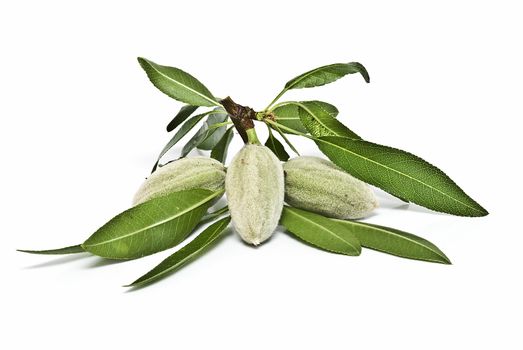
[272,101,340,134]
[270,123,300,156]
[280,206,361,256]
[272,103,308,134]
[166,105,198,132]
[126,216,230,287]
[332,219,451,264]
[17,245,85,255]
[298,101,360,139]
[82,189,223,259]
[265,127,290,161]
[285,62,370,90]
[151,111,209,172]
[315,136,488,217]
[267,62,369,109]
[201,206,229,223]
[138,57,220,107]
[196,109,229,150]
[181,125,207,157]
[211,127,234,163]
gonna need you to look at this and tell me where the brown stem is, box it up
[220,97,257,143]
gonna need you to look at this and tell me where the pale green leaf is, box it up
[196,110,229,150]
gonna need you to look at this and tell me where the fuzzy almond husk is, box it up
[284,156,378,219]
[133,157,226,205]
[225,144,284,245]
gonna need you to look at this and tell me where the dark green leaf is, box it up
[166,105,198,132]
[17,245,85,255]
[280,206,361,256]
[265,128,290,161]
[332,219,451,264]
[298,101,360,139]
[151,111,208,172]
[196,110,228,150]
[82,189,224,259]
[138,57,219,107]
[285,62,370,90]
[211,127,234,163]
[272,101,339,134]
[126,216,231,287]
[315,136,488,217]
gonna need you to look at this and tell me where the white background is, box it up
[1,1,521,349]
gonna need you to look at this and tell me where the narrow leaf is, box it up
[285,62,370,90]
[272,101,339,134]
[211,127,234,163]
[280,206,361,256]
[166,105,198,132]
[270,123,300,156]
[151,111,208,172]
[315,136,488,217]
[201,206,229,223]
[332,219,451,264]
[181,123,209,157]
[298,101,360,139]
[265,128,290,161]
[196,109,228,150]
[138,57,220,107]
[82,189,224,259]
[18,244,85,255]
[127,216,231,287]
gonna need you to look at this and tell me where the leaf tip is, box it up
[137,57,152,71]
[477,206,489,217]
[438,254,452,265]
